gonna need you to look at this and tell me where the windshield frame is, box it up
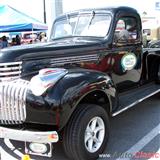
[50,11,112,40]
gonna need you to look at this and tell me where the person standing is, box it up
[15,35,21,45]
[0,37,2,49]
[1,36,8,48]
[39,32,47,42]
[11,38,17,46]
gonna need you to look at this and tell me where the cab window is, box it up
[114,17,138,43]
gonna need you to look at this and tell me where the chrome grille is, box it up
[0,61,22,82]
[0,79,29,124]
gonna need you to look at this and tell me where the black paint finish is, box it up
[0,6,159,130]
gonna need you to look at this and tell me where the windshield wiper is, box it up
[88,11,95,29]
[66,14,70,25]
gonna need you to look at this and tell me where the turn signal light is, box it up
[48,133,58,140]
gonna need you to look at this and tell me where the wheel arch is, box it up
[59,88,115,131]
[77,89,112,114]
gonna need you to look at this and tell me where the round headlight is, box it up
[29,75,46,96]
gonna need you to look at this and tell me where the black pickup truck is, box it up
[0,6,160,160]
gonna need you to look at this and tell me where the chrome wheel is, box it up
[84,116,105,153]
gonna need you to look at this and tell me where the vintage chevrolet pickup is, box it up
[0,6,160,160]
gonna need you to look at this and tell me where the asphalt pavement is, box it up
[0,93,160,160]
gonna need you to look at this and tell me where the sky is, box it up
[63,0,159,14]
[0,0,160,21]
[0,0,160,31]
[0,0,44,22]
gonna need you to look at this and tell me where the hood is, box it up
[0,37,104,63]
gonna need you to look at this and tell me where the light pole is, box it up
[43,0,46,23]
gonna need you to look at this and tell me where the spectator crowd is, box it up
[0,32,47,49]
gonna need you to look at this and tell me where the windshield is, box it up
[51,12,111,39]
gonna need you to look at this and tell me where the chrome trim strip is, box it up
[0,61,22,66]
[20,85,26,121]
[51,54,98,60]
[11,83,16,123]
[112,88,160,117]
[0,66,22,71]
[15,82,20,123]
[0,84,5,123]
[3,83,8,123]
[0,126,59,143]
[0,76,21,81]
[8,83,12,123]
[0,71,21,76]
[51,58,98,63]
[50,54,99,65]
[0,61,22,82]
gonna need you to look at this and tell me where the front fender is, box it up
[48,69,116,130]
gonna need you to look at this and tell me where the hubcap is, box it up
[84,116,105,153]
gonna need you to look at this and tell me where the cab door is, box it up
[111,16,142,93]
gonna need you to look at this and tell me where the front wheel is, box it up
[63,104,110,160]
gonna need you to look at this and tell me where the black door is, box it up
[111,17,142,93]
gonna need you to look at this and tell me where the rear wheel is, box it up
[63,104,110,160]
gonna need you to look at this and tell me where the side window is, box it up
[114,17,138,43]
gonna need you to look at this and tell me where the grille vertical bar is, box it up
[0,79,29,124]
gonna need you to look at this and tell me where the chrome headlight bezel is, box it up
[29,68,68,96]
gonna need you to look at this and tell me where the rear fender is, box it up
[146,50,160,80]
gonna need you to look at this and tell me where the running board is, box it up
[112,83,160,116]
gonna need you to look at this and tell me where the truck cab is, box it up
[0,6,160,160]
[51,7,142,92]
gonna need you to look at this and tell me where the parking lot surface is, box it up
[0,93,160,160]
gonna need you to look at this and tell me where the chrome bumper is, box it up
[0,126,59,143]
